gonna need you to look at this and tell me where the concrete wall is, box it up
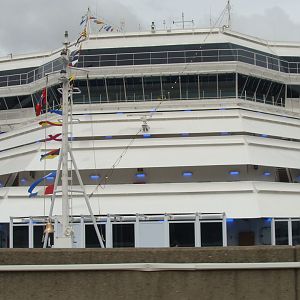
[0,246,299,300]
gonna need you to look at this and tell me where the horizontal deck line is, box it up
[0,262,300,272]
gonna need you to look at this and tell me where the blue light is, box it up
[265,218,272,223]
[220,132,229,136]
[116,112,124,115]
[90,175,101,181]
[296,176,300,182]
[263,172,271,176]
[184,109,192,112]
[260,134,268,138]
[219,108,226,110]
[181,133,190,137]
[143,134,151,138]
[20,178,27,184]
[105,136,113,139]
[0,181,3,188]
[182,172,193,177]
[227,218,234,223]
[136,173,146,179]
[150,108,156,112]
[229,171,240,176]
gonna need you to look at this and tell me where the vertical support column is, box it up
[198,75,201,99]
[160,75,163,100]
[29,218,33,249]
[106,215,112,248]
[271,218,276,246]
[195,213,201,247]
[163,214,169,247]
[222,214,228,247]
[61,77,70,238]
[80,216,85,248]
[288,218,293,246]
[235,72,238,100]
[142,77,145,101]
[179,75,182,100]
[9,218,13,248]
[135,214,140,248]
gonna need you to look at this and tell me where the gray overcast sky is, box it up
[0,0,300,56]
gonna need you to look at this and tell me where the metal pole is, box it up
[69,151,105,248]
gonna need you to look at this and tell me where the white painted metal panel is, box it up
[138,222,165,248]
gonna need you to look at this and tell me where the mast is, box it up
[57,31,73,247]
[43,30,105,249]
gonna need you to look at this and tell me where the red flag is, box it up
[41,88,47,106]
[35,103,42,116]
[44,185,54,195]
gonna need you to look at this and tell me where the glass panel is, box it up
[201,222,223,247]
[292,221,300,245]
[107,78,125,102]
[143,76,162,100]
[169,223,195,247]
[85,224,106,248]
[218,73,236,98]
[150,52,167,64]
[161,76,180,100]
[275,221,289,245]
[125,77,144,101]
[33,226,54,248]
[117,53,133,66]
[199,74,217,98]
[238,49,254,65]
[287,85,300,98]
[13,226,29,248]
[181,75,199,99]
[88,79,108,103]
[167,51,185,64]
[133,52,150,65]
[113,224,135,248]
[256,54,267,68]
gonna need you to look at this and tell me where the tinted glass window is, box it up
[201,222,223,247]
[85,224,106,248]
[113,224,135,247]
[169,223,195,247]
[275,221,289,245]
[13,226,29,248]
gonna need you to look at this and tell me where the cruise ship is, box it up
[1,21,300,249]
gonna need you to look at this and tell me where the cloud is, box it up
[0,0,142,56]
[232,6,300,42]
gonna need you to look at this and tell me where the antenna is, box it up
[173,12,194,29]
[227,0,231,29]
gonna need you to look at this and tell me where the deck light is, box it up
[220,132,229,136]
[143,134,151,138]
[226,219,234,223]
[20,178,27,184]
[181,133,190,137]
[260,134,268,138]
[135,173,146,179]
[90,175,101,181]
[0,181,3,188]
[229,171,240,176]
[105,136,113,139]
[263,172,271,176]
[265,218,272,223]
[182,172,193,177]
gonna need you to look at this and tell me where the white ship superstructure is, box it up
[1,26,300,248]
